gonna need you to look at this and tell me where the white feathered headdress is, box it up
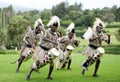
[46,16,60,27]
[82,27,93,40]
[66,22,75,34]
[93,18,106,31]
[34,18,44,29]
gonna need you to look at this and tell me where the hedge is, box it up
[0,50,19,55]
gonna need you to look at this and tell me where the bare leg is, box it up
[81,57,92,75]
[15,45,26,72]
[67,59,71,70]
[81,61,89,75]
[16,56,25,73]
[47,61,54,80]
[35,60,40,73]
[61,64,66,68]
[26,61,39,81]
[26,68,34,81]
[93,59,100,77]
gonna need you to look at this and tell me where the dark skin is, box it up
[89,34,102,46]
[14,25,41,73]
[26,25,59,80]
[60,32,74,43]
[43,25,58,46]
[92,25,104,76]
[67,33,79,69]
[68,32,79,46]
[89,25,103,45]
[60,32,74,70]
[92,25,103,77]
[68,32,74,39]
[35,22,46,34]
[82,26,103,77]
[43,26,58,79]
[60,32,79,69]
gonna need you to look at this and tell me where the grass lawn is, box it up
[0,53,120,82]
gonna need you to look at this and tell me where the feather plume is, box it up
[66,22,75,34]
[93,18,106,31]
[34,18,44,29]
[46,16,60,27]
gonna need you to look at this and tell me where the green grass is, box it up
[0,53,120,82]
[105,28,119,34]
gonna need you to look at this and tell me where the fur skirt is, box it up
[32,46,48,64]
[82,46,95,57]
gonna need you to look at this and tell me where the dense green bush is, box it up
[106,23,120,28]
[103,45,120,54]
[105,48,120,54]
[0,50,19,55]
[115,28,120,41]
[76,31,85,37]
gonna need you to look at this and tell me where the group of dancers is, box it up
[12,16,111,80]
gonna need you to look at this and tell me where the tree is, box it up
[67,5,83,22]
[6,15,29,49]
[40,9,52,25]
[5,5,15,23]
[0,28,3,46]
[93,8,102,18]
[52,1,68,18]
[0,8,1,24]
[74,2,83,10]
[75,15,95,27]
[0,5,15,47]
[103,13,115,23]
[111,5,117,14]
[115,28,120,41]
[29,10,39,16]
[2,5,15,28]
[115,7,120,21]
[61,19,72,27]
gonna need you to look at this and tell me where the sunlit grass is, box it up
[0,53,120,82]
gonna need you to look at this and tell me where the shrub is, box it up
[102,45,120,54]
[0,50,19,55]
[106,23,120,28]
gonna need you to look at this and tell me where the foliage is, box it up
[61,19,72,27]
[0,50,19,54]
[41,9,52,20]
[0,5,15,28]
[6,15,29,49]
[115,7,120,21]
[0,2,120,49]
[68,10,82,22]
[57,27,66,36]
[106,22,120,28]
[17,10,40,26]
[0,28,2,45]
[41,9,52,25]
[104,46,120,54]
[103,13,115,23]
[115,28,120,41]
[93,6,117,23]
[52,1,69,18]
[0,27,7,47]
[75,15,95,27]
